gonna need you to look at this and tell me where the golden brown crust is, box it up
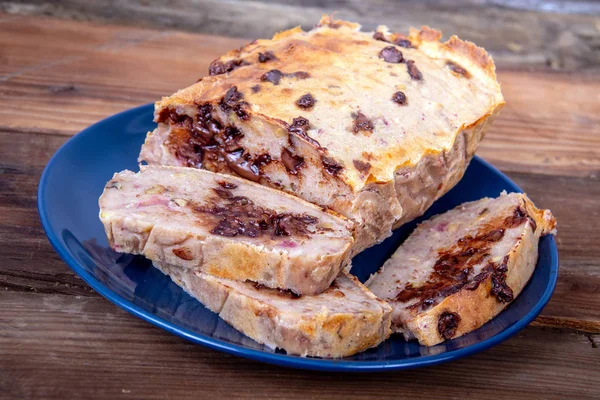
[407,26,497,80]
[408,26,443,43]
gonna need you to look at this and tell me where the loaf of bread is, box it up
[154,262,392,357]
[99,166,354,295]
[139,15,505,252]
[367,192,556,346]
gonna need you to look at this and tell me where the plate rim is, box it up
[37,104,559,372]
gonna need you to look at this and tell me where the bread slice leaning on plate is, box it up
[139,15,505,253]
[99,166,354,295]
[154,262,392,358]
[367,192,556,346]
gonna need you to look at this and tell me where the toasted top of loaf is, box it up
[156,15,504,192]
[367,192,556,337]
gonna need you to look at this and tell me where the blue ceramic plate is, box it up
[38,104,558,372]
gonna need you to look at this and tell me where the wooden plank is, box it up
[0,291,598,399]
[1,129,599,328]
[2,1,600,71]
[0,16,244,134]
[480,72,600,177]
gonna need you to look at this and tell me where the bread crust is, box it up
[154,263,392,358]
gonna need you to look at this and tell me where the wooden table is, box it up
[1,14,599,399]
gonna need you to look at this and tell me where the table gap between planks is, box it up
[0,14,598,400]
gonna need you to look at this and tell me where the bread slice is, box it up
[99,166,354,295]
[366,192,556,346]
[154,262,392,358]
[139,15,505,253]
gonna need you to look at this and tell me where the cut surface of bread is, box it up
[99,166,354,295]
[154,262,392,358]
[366,192,556,346]
[139,15,505,252]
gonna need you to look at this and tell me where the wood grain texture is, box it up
[2,0,600,71]
[0,13,599,399]
[1,292,599,400]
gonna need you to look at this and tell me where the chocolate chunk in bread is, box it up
[99,166,354,295]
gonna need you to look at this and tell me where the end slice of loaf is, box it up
[154,262,392,358]
[367,192,556,346]
[99,166,354,295]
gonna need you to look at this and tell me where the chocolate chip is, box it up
[406,60,423,80]
[296,93,316,109]
[446,61,471,78]
[464,269,491,291]
[157,108,191,125]
[218,181,238,189]
[254,153,272,168]
[373,32,387,42]
[505,206,530,229]
[288,116,310,135]
[480,228,505,242]
[392,91,407,105]
[352,111,374,133]
[251,84,261,93]
[274,215,290,236]
[224,148,260,182]
[290,71,310,79]
[287,117,321,147]
[528,216,537,232]
[208,59,248,76]
[394,38,413,48]
[379,46,404,63]
[438,312,461,340]
[233,101,251,121]
[208,60,229,76]
[322,156,343,175]
[353,159,371,174]
[220,86,244,111]
[211,217,246,237]
[491,273,514,303]
[223,126,243,144]
[258,51,276,63]
[261,69,284,85]
[281,148,305,175]
[213,187,233,199]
